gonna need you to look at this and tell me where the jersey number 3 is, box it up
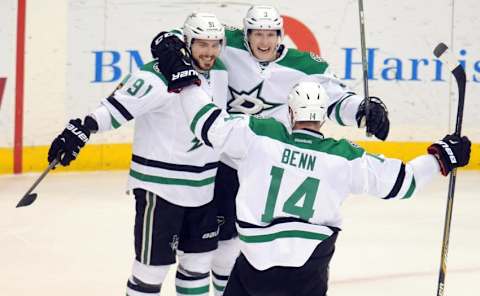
[261,166,320,223]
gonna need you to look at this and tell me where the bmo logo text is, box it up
[91,16,320,83]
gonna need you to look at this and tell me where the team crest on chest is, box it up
[228,82,282,115]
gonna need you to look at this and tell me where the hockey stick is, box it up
[433,42,466,296]
[16,158,59,208]
[357,0,372,137]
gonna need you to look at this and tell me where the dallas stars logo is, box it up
[228,82,282,115]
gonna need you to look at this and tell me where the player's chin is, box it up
[197,62,214,71]
[254,49,275,61]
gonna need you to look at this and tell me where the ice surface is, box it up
[1,170,479,295]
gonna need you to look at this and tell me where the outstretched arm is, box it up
[313,69,390,140]
[350,134,471,199]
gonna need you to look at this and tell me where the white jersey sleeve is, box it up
[91,63,170,132]
[350,150,441,199]
[317,67,364,127]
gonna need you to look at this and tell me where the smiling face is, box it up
[190,39,222,71]
[247,29,280,62]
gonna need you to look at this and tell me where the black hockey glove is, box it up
[427,134,471,176]
[356,96,390,141]
[150,31,201,93]
[47,118,93,166]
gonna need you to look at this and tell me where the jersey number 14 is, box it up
[261,166,320,223]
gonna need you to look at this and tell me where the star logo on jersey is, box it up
[228,82,282,115]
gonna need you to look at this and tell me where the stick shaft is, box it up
[20,159,58,199]
[436,60,466,296]
[358,0,369,99]
[358,0,371,136]
[436,171,456,296]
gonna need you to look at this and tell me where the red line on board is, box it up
[14,0,26,174]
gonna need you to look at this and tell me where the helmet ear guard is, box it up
[288,82,329,125]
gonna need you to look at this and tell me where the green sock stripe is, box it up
[212,281,225,292]
[176,285,210,295]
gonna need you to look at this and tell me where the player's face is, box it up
[247,29,279,62]
[191,39,222,71]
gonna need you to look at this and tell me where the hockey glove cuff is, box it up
[47,118,92,166]
[427,134,471,176]
[356,96,390,141]
[151,31,201,93]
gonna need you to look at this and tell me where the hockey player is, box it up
[157,70,470,295]
[47,13,227,296]
[217,5,390,293]
[222,5,389,136]
[152,6,391,294]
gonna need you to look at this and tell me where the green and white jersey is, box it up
[221,27,362,127]
[180,86,440,269]
[91,59,228,207]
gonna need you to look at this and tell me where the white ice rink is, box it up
[1,170,479,295]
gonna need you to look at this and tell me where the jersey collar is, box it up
[292,128,325,139]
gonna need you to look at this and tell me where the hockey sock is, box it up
[176,266,210,296]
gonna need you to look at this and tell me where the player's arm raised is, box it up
[307,62,389,141]
[349,135,471,199]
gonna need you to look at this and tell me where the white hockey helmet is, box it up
[183,12,225,49]
[288,82,329,124]
[243,6,284,48]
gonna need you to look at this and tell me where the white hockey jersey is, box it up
[221,27,362,127]
[180,86,440,270]
[91,59,228,207]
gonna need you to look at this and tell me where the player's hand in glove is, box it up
[356,96,390,141]
[150,31,201,93]
[428,134,471,176]
[47,118,91,166]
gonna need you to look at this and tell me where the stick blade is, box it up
[433,42,460,72]
[16,193,38,208]
[434,42,448,58]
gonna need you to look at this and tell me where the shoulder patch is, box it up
[310,52,325,63]
[276,48,329,75]
[346,140,361,149]
[141,60,168,85]
[224,25,241,32]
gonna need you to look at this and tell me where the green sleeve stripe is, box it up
[190,103,216,133]
[334,97,348,126]
[110,115,121,129]
[239,230,330,243]
[170,29,183,36]
[402,177,416,199]
[176,285,210,294]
